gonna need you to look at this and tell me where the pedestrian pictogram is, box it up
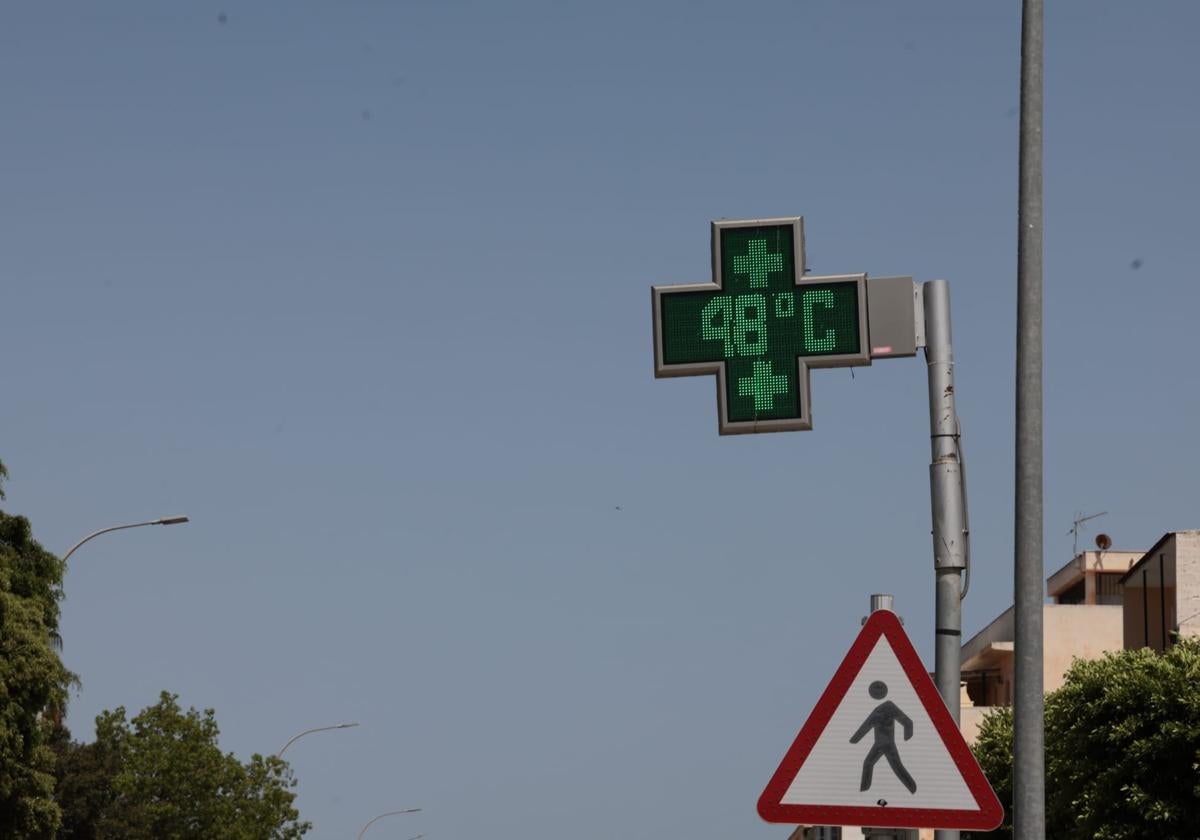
[651,217,871,434]
[850,680,916,794]
[757,610,1003,830]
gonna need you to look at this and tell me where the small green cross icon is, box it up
[738,360,790,411]
[732,238,783,288]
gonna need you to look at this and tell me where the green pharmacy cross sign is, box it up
[652,217,871,434]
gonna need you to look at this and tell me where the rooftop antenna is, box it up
[1068,510,1107,558]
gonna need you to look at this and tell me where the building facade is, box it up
[1119,530,1200,651]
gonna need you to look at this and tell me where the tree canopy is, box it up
[0,460,74,838]
[1,462,308,838]
[53,692,309,840]
[969,639,1200,839]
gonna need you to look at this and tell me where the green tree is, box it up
[968,639,1200,840]
[55,692,309,840]
[0,460,74,838]
[967,705,1013,839]
[48,724,119,840]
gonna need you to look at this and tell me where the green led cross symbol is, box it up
[739,360,790,410]
[733,239,784,288]
[651,217,872,435]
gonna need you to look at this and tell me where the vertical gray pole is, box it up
[924,280,966,840]
[1014,0,1045,838]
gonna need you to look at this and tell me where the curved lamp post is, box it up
[62,516,190,563]
[275,722,360,759]
[357,808,421,840]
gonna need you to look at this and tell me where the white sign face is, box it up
[757,610,1003,830]
[780,636,975,810]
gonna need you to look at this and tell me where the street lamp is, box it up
[357,808,422,840]
[62,516,190,563]
[275,722,360,759]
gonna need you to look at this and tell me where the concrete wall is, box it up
[960,704,999,745]
[961,604,1122,704]
[1124,582,1176,651]
[1043,604,1123,692]
[1177,531,1200,640]
[958,614,1124,743]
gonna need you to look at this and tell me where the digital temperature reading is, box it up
[652,218,871,434]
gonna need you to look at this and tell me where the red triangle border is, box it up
[757,610,1003,830]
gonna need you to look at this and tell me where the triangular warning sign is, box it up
[758,610,1003,830]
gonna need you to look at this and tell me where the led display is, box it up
[657,223,862,425]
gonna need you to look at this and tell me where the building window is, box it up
[1096,573,1124,605]
[1058,579,1085,604]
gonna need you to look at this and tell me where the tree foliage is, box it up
[0,460,74,838]
[1,462,307,838]
[54,692,309,840]
[48,723,119,840]
[968,639,1200,839]
[968,705,1012,838]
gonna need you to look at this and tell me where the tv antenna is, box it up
[1068,510,1108,558]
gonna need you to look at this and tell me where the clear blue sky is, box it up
[3,2,1198,838]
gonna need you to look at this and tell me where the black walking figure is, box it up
[849,680,917,794]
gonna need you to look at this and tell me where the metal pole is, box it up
[1014,0,1045,837]
[274,721,359,759]
[923,280,966,840]
[865,596,907,840]
[356,808,422,840]
[61,516,190,564]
